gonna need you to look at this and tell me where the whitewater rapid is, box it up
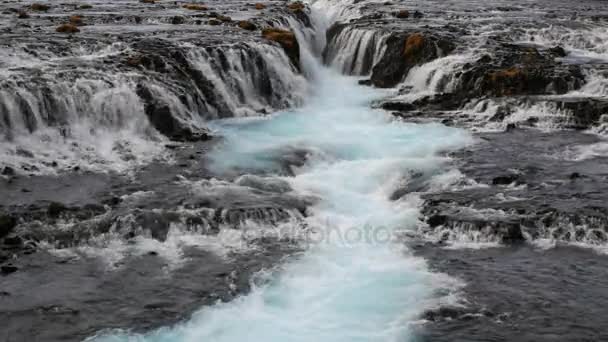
[88,25,472,341]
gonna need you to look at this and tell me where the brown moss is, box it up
[208,19,221,26]
[31,3,50,11]
[403,33,425,59]
[56,23,80,33]
[254,3,266,10]
[261,27,300,68]
[287,1,305,12]
[262,28,297,49]
[238,20,257,31]
[69,15,84,26]
[489,67,524,81]
[183,4,208,11]
[486,67,527,96]
[217,15,232,22]
[140,0,155,3]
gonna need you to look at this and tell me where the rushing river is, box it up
[89,4,471,338]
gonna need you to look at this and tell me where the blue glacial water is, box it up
[88,36,472,342]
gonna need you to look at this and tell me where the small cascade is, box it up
[0,15,313,174]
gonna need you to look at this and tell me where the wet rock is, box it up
[171,16,185,25]
[208,19,221,26]
[456,44,584,98]
[287,1,305,13]
[140,0,155,3]
[254,3,266,10]
[371,32,455,88]
[549,46,567,57]
[0,215,16,239]
[423,306,467,321]
[1,265,18,275]
[1,166,15,176]
[492,174,520,185]
[395,10,409,18]
[47,202,68,218]
[3,236,22,247]
[136,84,211,142]
[17,10,29,19]
[261,28,300,69]
[56,23,80,33]
[183,4,208,11]
[30,3,50,11]
[427,214,448,227]
[238,20,257,31]
[69,15,84,26]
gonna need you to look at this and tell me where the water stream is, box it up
[88,2,472,341]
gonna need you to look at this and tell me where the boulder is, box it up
[371,32,455,88]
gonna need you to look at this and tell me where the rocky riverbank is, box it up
[3,0,608,341]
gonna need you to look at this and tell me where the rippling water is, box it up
[89,22,471,341]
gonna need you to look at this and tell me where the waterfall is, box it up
[87,2,472,342]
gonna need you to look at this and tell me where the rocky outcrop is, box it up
[456,45,584,98]
[371,32,455,88]
[262,28,301,70]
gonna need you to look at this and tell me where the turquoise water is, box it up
[89,60,471,342]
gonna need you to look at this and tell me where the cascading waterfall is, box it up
[0,31,306,174]
[88,1,472,341]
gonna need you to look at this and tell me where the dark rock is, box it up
[238,20,257,31]
[48,202,68,218]
[549,46,567,57]
[1,166,15,176]
[56,23,80,33]
[427,214,448,227]
[395,10,409,18]
[492,174,519,185]
[0,215,17,238]
[171,16,185,25]
[136,84,211,142]
[1,265,18,275]
[3,236,22,246]
[371,33,455,88]
[358,79,372,86]
[505,123,517,132]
